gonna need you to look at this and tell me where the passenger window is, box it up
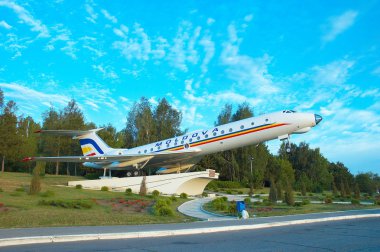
[189,139,193,143]
[251,122,254,125]
[205,134,209,138]
[197,136,200,140]
[221,130,225,134]
[240,125,244,129]
[213,132,217,136]
[229,128,233,132]
[144,150,147,153]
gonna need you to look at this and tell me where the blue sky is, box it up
[1,0,379,174]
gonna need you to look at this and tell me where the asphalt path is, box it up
[2,217,380,252]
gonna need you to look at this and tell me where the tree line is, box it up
[0,88,379,195]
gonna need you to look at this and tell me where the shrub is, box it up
[38,199,93,209]
[125,188,132,195]
[84,173,101,180]
[75,184,82,189]
[324,197,333,204]
[226,190,232,195]
[180,192,188,199]
[152,190,160,197]
[15,187,25,192]
[153,199,174,216]
[376,200,380,206]
[202,192,208,197]
[309,193,313,196]
[211,198,228,211]
[244,197,251,205]
[101,186,109,191]
[30,162,45,194]
[0,188,3,192]
[170,195,177,202]
[39,190,55,197]
[351,199,360,205]
[294,202,303,207]
[297,193,302,196]
[228,201,237,215]
[139,176,147,196]
[221,196,228,202]
[302,199,311,205]
[238,191,243,195]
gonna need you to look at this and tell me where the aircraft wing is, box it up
[23,148,202,168]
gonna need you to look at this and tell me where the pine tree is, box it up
[284,182,295,206]
[354,183,360,199]
[139,176,147,196]
[269,179,278,203]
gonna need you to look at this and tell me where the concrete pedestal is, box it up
[68,169,218,196]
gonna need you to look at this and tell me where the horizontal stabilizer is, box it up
[35,128,103,139]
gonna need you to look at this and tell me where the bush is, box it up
[170,195,177,202]
[228,201,237,215]
[294,202,303,207]
[152,190,160,197]
[211,198,228,211]
[244,197,251,205]
[202,192,208,197]
[324,197,333,204]
[309,193,314,196]
[15,187,25,192]
[39,190,55,197]
[180,192,188,199]
[376,200,380,206]
[206,180,243,189]
[221,196,228,202]
[0,188,3,192]
[351,199,360,205]
[38,199,93,209]
[153,199,174,216]
[226,190,232,195]
[101,186,109,191]
[84,173,101,180]
[302,199,311,205]
[125,188,132,195]
[75,184,82,189]
[238,191,243,195]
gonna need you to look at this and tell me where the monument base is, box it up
[68,169,219,196]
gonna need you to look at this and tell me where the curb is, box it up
[1,214,380,247]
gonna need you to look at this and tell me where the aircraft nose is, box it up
[314,114,322,125]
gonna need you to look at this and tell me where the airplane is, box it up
[23,110,322,177]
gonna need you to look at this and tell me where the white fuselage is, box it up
[110,110,317,157]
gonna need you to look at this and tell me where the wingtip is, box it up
[22,157,34,162]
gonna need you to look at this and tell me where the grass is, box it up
[204,193,380,218]
[0,172,194,228]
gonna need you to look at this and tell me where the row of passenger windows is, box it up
[137,119,269,154]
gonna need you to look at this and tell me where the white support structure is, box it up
[68,169,219,196]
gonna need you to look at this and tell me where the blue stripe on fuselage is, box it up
[79,139,104,154]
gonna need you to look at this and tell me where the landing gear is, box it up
[284,137,291,153]
[126,170,141,177]
[279,134,291,153]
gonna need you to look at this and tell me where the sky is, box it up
[0,0,379,175]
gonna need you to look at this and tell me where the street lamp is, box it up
[249,155,254,196]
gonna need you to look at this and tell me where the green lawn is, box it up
[0,172,194,228]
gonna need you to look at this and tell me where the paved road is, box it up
[3,217,380,251]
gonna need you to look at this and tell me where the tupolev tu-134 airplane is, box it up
[23,110,322,177]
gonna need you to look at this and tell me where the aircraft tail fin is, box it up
[36,128,113,156]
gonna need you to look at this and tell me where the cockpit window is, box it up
[283,110,297,113]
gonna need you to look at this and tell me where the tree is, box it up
[355,173,376,195]
[269,179,277,203]
[30,162,45,194]
[0,100,19,172]
[139,175,147,196]
[154,98,182,139]
[284,181,295,206]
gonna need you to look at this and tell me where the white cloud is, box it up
[85,1,98,23]
[92,64,118,80]
[0,83,70,107]
[101,9,117,23]
[220,24,278,95]
[312,60,354,86]
[0,20,12,29]
[0,1,49,37]
[322,10,358,43]
[113,28,126,38]
[207,18,215,25]
[61,41,77,59]
[372,66,380,77]
[244,14,253,22]
[83,45,106,58]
